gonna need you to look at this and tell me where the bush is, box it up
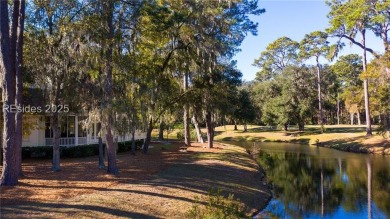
[18,139,144,159]
[61,144,98,158]
[187,188,250,219]
[117,139,143,152]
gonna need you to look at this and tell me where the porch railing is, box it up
[45,137,87,146]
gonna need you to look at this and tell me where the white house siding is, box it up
[21,115,146,147]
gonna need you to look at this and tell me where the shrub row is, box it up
[1,139,145,160]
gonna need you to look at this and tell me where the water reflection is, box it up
[228,142,390,219]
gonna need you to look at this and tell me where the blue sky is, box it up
[235,0,385,81]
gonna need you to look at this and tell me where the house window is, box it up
[68,116,75,137]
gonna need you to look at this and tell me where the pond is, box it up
[227,142,390,219]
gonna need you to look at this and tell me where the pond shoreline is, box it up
[241,141,390,218]
[256,138,390,155]
[244,146,273,217]
[214,125,390,156]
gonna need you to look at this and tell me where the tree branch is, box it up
[337,34,381,59]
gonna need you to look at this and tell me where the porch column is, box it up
[75,115,79,145]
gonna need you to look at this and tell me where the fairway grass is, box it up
[213,125,390,155]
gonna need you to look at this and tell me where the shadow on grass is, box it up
[1,202,161,219]
[218,136,266,142]
[245,126,279,133]
[1,142,271,218]
[319,135,389,153]
[295,126,366,136]
[232,126,367,136]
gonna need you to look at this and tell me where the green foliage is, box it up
[233,89,257,125]
[252,65,318,129]
[176,129,198,141]
[187,188,250,219]
[331,54,363,87]
[253,36,299,81]
[299,31,331,62]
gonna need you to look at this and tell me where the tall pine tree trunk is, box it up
[337,95,340,125]
[103,0,118,175]
[14,0,25,177]
[192,114,203,143]
[350,113,354,125]
[97,122,105,169]
[183,72,191,146]
[52,110,61,172]
[131,129,136,155]
[0,0,17,186]
[143,116,153,154]
[158,120,164,141]
[205,111,213,148]
[316,57,324,132]
[357,111,361,125]
[362,30,372,135]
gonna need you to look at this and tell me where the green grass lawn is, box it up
[213,125,390,155]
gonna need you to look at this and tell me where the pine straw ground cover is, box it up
[0,142,271,219]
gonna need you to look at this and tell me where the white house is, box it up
[22,114,146,147]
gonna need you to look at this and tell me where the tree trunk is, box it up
[350,113,354,125]
[233,120,237,131]
[131,129,136,155]
[337,95,340,125]
[357,111,361,125]
[205,111,213,148]
[184,107,191,145]
[298,122,304,131]
[387,113,390,138]
[158,120,164,141]
[143,116,153,154]
[52,111,61,172]
[0,0,21,186]
[316,57,324,131]
[192,114,203,143]
[97,122,105,169]
[243,123,247,132]
[166,127,169,142]
[284,123,288,131]
[183,72,191,146]
[361,30,372,135]
[105,123,118,174]
[103,0,118,175]
[14,0,25,177]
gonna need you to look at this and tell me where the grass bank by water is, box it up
[214,125,390,155]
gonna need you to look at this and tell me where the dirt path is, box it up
[0,142,271,218]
